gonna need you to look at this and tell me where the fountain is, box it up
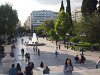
[27,33,46,46]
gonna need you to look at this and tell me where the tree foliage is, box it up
[42,20,55,36]
[0,3,19,36]
[66,0,71,19]
[66,0,73,35]
[60,0,64,11]
[36,20,55,37]
[55,10,71,43]
[83,13,100,44]
[81,0,97,17]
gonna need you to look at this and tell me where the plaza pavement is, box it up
[0,36,100,75]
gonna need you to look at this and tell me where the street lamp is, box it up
[5,26,7,45]
[80,33,86,55]
[5,17,8,45]
[65,33,69,48]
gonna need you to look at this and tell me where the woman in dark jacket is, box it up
[63,58,74,75]
[16,63,21,71]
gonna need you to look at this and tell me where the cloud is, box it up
[34,0,82,11]
[34,0,61,5]
[0,0,83,23]
[70,0,82,11]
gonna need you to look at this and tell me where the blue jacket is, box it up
[9,67,17,75]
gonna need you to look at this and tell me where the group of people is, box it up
[21,48,31,62]
[25,53,30,62]
[74,54,86,64]
[33,46,40,56]
[9,62,50,75]
[9,62,34,75]
[21,47,41,62]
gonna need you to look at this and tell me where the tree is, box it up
[0,3,19,36]
[81,0,97,17]
[66,0,71,20]
[87,14,100,45]
[41,20,55,37]
[48,29,57,41]
[60,0,64,11]
[66,0,73,35]
[35,25,45,36]
[55,10,71,44]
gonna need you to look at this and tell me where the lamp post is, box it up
[5,17,8,45]
[65,33,69,48]
[5,26,7,45]
[80,33,86,55]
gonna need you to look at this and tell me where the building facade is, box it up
[31,10,58,28]
[72,6,82,22]
[24,16,31,30]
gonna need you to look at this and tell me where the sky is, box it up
[0,0,82,24]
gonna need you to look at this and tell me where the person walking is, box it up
[25,53,28,62]
[21,39,24,45]
[96,56,100,69]
[43,66,50,74]
[33,46,35,52]
[55,50,58,58]
[21,48,24,57]
[27,53,30,62]
[74,55,79,64]
[36,46,38,52]
[63,58,74,75]
[24,62,33,75]
[9,64,17,75]
[38,49,40,56]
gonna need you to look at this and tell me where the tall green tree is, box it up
[66,0,71,19]
[60,0,64,11]
[84,13,100,45]
[81,0,97,17]
[66,0,73,34]
[0,3,19,36]
[55,10,71,44]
